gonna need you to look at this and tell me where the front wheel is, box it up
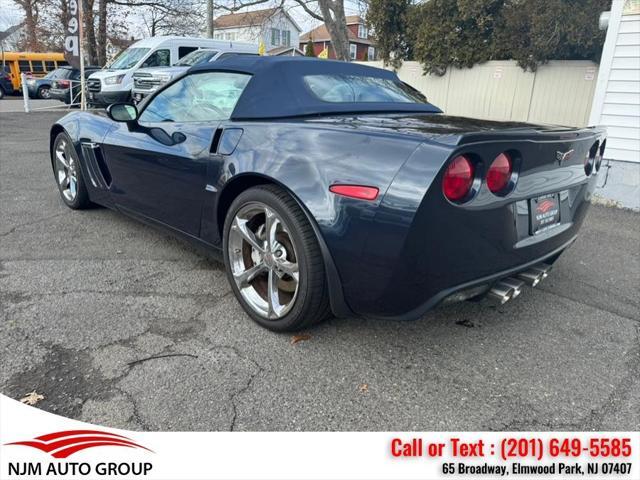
[223,185,331,332]
[52,132,91,209]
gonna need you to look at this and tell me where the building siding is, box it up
[361,60,599,128]
[590,1,640,163]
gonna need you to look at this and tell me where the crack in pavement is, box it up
[207,344,266,432]
[0,213,66,237]
[580,322,640,430]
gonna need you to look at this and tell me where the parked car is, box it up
[87,36,253,107]
[49,57,606,332]
[24,68,64,99]
[49,66,101,104]
[131,43,258,103]
[0,65,14,99]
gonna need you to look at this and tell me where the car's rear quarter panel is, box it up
[351,129,605,318]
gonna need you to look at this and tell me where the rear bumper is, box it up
[381,235,576,321]
[50,88,70,102]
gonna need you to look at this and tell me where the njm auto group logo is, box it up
[4,429,153,477]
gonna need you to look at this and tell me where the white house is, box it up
[213,7,301,54]
[590,0,640,209]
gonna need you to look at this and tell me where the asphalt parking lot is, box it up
[1,101,639,432]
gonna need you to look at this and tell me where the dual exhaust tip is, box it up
[487,264,551,305]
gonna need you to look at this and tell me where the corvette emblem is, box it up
[556,149,575,165]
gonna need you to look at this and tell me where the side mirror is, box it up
[107,103,138,123]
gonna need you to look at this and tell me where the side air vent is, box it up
[210,128,223,154]
[81,143,111,189]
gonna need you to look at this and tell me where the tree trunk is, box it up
[97,0,107,66]
[20,0,39,51]
[206,0,213,38]
[82,0,98,65]
[306,0,351,61]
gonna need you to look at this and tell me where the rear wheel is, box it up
[37,85,50,99]
[53,132,91,209]
[223,185,331,332]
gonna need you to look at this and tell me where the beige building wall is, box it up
[359,60,600,127]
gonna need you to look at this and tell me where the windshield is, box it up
[174,50,218,66]
[109,48,150,70]
[304,74,427,103]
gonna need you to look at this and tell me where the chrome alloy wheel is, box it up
[228,202,300,320]
[55,138,78,202]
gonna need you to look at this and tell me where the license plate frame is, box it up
[530,193,561,234]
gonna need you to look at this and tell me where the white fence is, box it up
[359,60,600,128]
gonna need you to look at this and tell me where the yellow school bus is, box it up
[0,52,68,91]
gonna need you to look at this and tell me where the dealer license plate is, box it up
[530,193,560,234]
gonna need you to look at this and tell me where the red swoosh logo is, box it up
[5,429,152,458]
[537,200,556,214]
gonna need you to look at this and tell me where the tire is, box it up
[52,132,91,210]
[37,85,51,99]
[223,185,331,332]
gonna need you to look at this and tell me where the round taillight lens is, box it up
[443,155,474,202]
[486,152,513,194]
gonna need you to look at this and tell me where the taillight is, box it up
[443,155,474,202]
[585,141,599,176]
[486,152,513,194]
[59,80,70,88]
[329,184,379,201]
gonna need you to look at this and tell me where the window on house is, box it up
[349,44,357,60]
[214,33,224,40]
[281,30,291,47]
[358,24,368,39]
[368,47,375,61]
[224,32,236,41]
[271,28,280,46]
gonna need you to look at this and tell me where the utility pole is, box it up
[207,0,214,38]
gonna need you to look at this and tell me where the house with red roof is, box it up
[299,16,376,61]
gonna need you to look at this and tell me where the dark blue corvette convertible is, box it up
[49,56,606,331]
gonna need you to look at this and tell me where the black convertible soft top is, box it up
[188,56,442,120]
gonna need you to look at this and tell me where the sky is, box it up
[0,0,366,40]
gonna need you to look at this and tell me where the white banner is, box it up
[0,394,637,479]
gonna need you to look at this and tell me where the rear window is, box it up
[304,74,427,104]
